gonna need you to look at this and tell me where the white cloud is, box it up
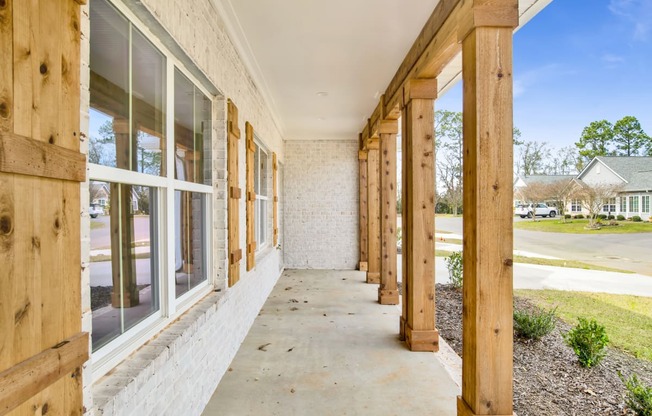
[609,0,652,41]
[513,63,562,98]
[601,53,625,63]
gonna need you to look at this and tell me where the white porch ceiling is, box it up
[213,0,551,141]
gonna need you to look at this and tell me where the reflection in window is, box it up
[89,0,166,175]
[174,69,212,185]
[175,191,207,298]
[254,143,268,248]
[89,181,159,351]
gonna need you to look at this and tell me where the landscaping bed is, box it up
[436,283,652,415]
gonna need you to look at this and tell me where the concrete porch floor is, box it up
[203,269,461,416]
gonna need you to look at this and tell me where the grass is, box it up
[433,249,632,273]
[90,252,150,262]
[514,218,652,234]
[438,237,463,245]
[90,220,106,230]
[516,289,652,361]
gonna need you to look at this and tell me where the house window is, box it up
[643,196,650,213]
[620,197,627,213]
[602,198,616,213]
[571,199,582,212]
[629,196,639,212]
[89,0,213,365]
[254,142,269,249]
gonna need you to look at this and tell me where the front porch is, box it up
[204,269,461,415]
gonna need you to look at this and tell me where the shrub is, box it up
[617,214,626,221]
[513,306,557,341]
[564,214,572,219]
[598,214,608,220]
[564,318,609,368]
[445,251,463,289]
[620,373,652,416]
[607,215,615,220]
[632,215,643,222]
[574,214,584,219]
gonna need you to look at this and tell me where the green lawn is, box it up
[514,218,652,234]
[90,220,106,230]
[516,289,652,361]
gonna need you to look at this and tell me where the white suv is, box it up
[515,203,557,218]
[89,204,104,218]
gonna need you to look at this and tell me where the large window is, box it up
[643,195,650,213]
[620,197,627,213]
[254,142,269,249]
[629,196,639,212]
[602,198,616,213]
[571,199,582,212]
[89,0,213,361]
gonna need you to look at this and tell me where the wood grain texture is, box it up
[358,153,368,269]
[245,122,255,271]
[378,127,398,305]
[366,148,380,284]
[399,114,409,341]
[460,25,515,416]
[227,100,240,286]
[0,333,88,416]
[0,131,86,181]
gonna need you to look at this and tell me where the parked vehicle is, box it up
[89,204,104,218]
[515,203,557,218]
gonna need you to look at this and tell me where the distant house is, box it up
[513,174,575,207]
[573,156,652,221]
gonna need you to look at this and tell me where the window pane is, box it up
[254,145,260,194]
[175,191,207,298]
[174,69,212,185]
[132,29,166,176]
[90,181,159,351]
[260,149,268,197]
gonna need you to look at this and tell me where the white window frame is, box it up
[254,140,269,252]
[88,0,215,380]
[643,195,650,213]
[619,196,627,213]
[629,195,639,213]
[571,199,582,213]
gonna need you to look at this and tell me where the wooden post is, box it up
[458,1,518,414]
[401,78,438,352]
[358,149,368,271]
[379,120,399,304]
[227,100,242,286]
[245,122,256,271]
[366,140,381,284]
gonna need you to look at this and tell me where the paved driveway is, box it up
[434,216,652,276]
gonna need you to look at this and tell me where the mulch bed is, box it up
[435,283,652,416]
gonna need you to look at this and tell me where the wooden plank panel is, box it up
[0,333,88,416]
[272,152,278,246]
[227,100,240,286]
[378,128,398,305]
[399,115,409,341]
[245,122,255,271]
[0,131,86,181]
[358,151,368,270]
[460,26,515,416]
[366,148,380,284]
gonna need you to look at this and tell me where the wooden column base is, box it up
[366,272,380,284]
[405,324,439,352]
[359,261,368,271]
[378,288,399,305]
[457,396,513,416]
[399,316,406,341]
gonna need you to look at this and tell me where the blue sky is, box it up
[436,0,652,150]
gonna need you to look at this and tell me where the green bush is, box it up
[564,214,572,219]
[445,251,463,289]
[513,306,557,341]
[564,318,609,368]
[617,214,626,221]
[607,215,615,220]
[598,214,608,220]
[574,214,585,219]
[620,373,652,416]
[633,215,643,222]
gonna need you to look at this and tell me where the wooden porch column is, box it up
[458,2,518,415]
[400,79,438,352]
[378,120,399,304]
[366,139,381,284]
[358,149,368,271]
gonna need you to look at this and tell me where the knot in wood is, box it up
[497,71,504,79]
[0,215,12,235]
[503,258,513,266]
[49,135,55,144]
[54,217,61,231]
[0,0,6,8]
[40,63,48,75]
[0,101,8,118]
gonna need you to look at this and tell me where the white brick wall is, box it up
[284,141,359,269]
[80,0,285,414]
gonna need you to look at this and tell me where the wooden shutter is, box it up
[272,152,278,246]
[245,122,256,270]
[227,100,241,286]
[0,1,89,414]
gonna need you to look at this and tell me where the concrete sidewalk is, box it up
[204,269,461,416]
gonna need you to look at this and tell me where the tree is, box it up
[435,110,463,215]
[575,120,614,169]
[613,116,650,156]
[515,140,550,176]
[573,182,622,228]
[544,146,578,176]
[545,178,574,223]
[517,181,554,221]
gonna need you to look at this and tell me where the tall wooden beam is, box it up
[401,79,438,352]
[378,120,399,305]
[366,139,381,284]
[358,150,368,271]
[458,1,518,415]
[227,100,242,286]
